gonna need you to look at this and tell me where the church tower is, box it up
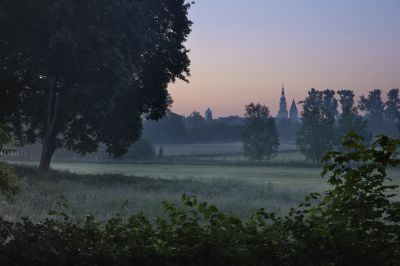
[205,107,213,122]
[289,99,299,121]
[277,85,288,119]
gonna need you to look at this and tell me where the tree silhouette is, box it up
[0,0,192,171]
[297,89,336,162]
[385,88,400,136]
[337,90,370,144]
[242,103,279,162]
[359,89,385,135]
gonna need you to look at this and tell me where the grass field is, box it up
[196,151,306,162]
[3,161,399,223]
[154,141,298,156]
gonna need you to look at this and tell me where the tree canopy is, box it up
[242,103,279,162]
[0,0,192,171]
[297,89,336,162]
[337,90,370,144]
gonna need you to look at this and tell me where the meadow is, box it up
[155,141,298,156]
[3,160,399,223]
[3,142,399,222]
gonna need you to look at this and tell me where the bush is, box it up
[0,163,22,200]
[0,133,399,265]
[0,126,22,200]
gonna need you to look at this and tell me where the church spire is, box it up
[277,84,288,119]
[289,99,299,121]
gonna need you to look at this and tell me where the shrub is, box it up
[0,163,22,200]
[0,126,22,200]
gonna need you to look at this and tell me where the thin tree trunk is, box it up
[39,138,56,172]
[39,86,59,172]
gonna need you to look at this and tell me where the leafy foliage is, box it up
[0,126,22,200]
[1,133,400,265]
[337,90,370,145]
[0,163,22,201]
[242,103,279,162]
[0,0,192,171]
[359,89,386,135]
[297,89,337,162]
[385,88,400,136]
[287,132,400,265]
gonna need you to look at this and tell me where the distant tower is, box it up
[277,84,288,119]
[289,99,299,121]
[205,108,213,122]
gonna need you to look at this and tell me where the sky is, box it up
[168,0,400,118]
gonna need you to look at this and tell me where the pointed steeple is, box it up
[289,99,299,121]
[277,84,288,119]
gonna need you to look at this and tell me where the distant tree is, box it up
[359,89,385,135]
[385,88,400,120]
[242,103,279,162]
[143,112,188,144]
[124,139,156,161]
[297,89,336,162]
[276,118,299,142]
[0,1,192,171]
[384,88,400,136]
[157,146,164,160]
[185,111,205,128]
[337,90,370,144]
[323,89,339,118]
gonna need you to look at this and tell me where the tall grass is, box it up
[1,165,310,222]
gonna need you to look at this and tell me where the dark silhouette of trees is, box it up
[0,0,192,171]
[384,88,400,120]
[124,138,155,161]
[276,118,299,142]
[385,88,400,136]
[242,103,279,162]
[143,112,188,144]
[185,111,206,128]
[297,89,336,162]
[359,89,386,135]
[337,90,370,144]
[323,89,339,118]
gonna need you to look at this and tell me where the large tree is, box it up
[0,0,192,171]
[384,88,400,136]
[242,103,279,162]
[337,90,370,144]
[297,89,336,162]
[359,89,385,135]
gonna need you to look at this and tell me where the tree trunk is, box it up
[39,85,59,172]
[39,137,56,172]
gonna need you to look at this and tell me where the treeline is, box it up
[143,88,400,148]
[143,112,243,144]
[297,88,400,161]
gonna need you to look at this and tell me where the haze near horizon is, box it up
[169,0,400,118]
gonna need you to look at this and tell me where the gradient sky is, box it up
[168,0,400,118]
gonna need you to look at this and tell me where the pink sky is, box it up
[168,1,400,118]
